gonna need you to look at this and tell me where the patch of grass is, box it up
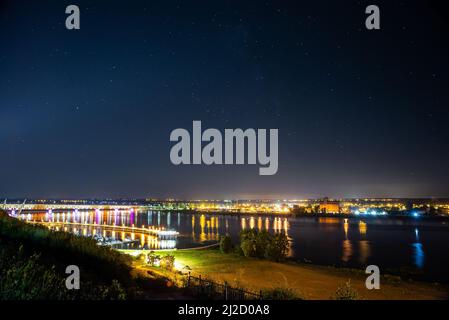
[135,248,449,300]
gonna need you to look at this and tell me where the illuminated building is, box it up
[319,199,341,214]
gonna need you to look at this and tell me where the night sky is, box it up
[1,0,448,200]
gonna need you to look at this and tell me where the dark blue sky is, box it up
[1,0,448,199]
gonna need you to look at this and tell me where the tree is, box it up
[160,255,175,271]
[240,238,257,257]
[264,233,289,262]
[147,251,160,266]
[239,229,289,261]
[255,230,271,258]
[239,229,257,257]
[240,229,257,242]
[98,279,127,300]
[219,235,233,253]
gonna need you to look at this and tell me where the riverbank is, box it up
[130,248,449,300]
[0,211,186,300]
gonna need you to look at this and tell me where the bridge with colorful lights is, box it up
[22,219,178,238]
[1,202,138,212]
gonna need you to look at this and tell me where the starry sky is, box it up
[0,0,448,200]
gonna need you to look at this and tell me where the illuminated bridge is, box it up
[1,202,138,212]
[22,219,178,238]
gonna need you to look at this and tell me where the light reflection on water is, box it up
[342,240,353,263]
[413,227,425,268]
[412,243,425,269]
[358,240,371,264]
[16,210,449,282]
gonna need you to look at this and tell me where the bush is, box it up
[97,279,127,300]
[262,287,299,300]
[233,245,244,256]
[0,249,67,300]
[147,251,160,266]
[219,235,233,253]
[160,255,175,271]
[0,246,128,300]
[240,229,257,242]
[333,280,359,300]
[240,238,257,257]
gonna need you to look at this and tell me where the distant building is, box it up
[319,198,341,214]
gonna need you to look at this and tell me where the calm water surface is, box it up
[21,210,449,282]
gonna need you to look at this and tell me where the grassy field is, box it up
[128,248,449,300]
